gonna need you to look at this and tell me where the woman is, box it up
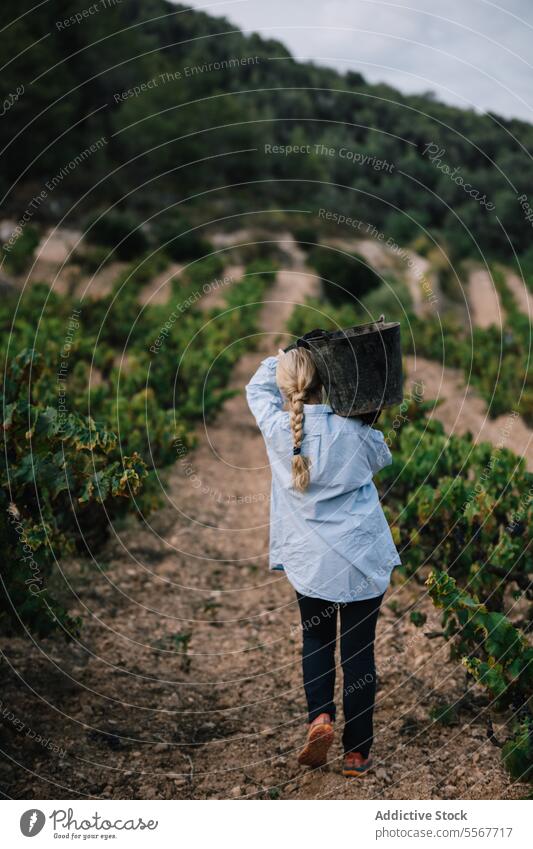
[245,344,400,777]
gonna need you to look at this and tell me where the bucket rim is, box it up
[310,319,400,345]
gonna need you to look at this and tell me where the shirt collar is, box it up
[303,403,333,415]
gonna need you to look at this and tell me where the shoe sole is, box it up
[297,724,334,767]
[343,761,372,778]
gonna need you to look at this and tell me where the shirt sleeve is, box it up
[245,356,285,437]
[364,426,393,474]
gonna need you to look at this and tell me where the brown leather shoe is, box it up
[343,751,372,777]
[297,713,334,767]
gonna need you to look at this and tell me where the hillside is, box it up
[2,0,533,268]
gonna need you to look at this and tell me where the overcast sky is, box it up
[178,0,533,122]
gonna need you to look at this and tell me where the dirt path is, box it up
[23,228,83,295]
[405,355,533,471]
[38,229,83,265]
[468,268,503,329]
[2,237,527,801]
[137,262,185,306]
[505,270,533,319]
[401,250,441,317]
[328,237,396,274]
[198,264,245,312]
[327,237,439,318]
[409,263,531,471]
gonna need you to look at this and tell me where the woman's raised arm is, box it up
[245,354,285,437]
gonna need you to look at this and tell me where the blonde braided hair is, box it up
[276,348,322,492]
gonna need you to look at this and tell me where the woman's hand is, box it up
[359,409,382,426]
[296,328,327,349]
[282,328,326,354]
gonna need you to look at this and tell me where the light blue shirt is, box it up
[246,356,401,603]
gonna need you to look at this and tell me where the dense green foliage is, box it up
[309,246,381,305]
[291,223,319,253]
[517,247,533,294]
[1,225,39,274]
[85,210,150,260]
[1,254,275,636]
[2,0,533,267]
[151,211,214,262]
[1,347,147,637]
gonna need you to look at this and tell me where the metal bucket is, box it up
[306,319,403,416]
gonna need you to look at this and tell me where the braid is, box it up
[288,390,311,492]
[276,347,320,493]
[289,391,305,450]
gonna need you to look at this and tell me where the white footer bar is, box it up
[3,799,530,848]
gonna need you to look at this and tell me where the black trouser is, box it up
[296,591,384,757]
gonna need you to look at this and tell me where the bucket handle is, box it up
[296,328,328,349]
[284,328,328,352]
